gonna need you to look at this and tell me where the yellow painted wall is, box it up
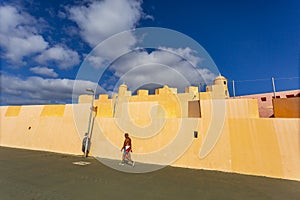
[5,106,21,116]
[0,97,299,181]
[0,105,84,155]
[228,118,284,178]
[40,105,65,116]
[273,119,300,180]
[97,94,114,117]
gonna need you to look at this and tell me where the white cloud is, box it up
[0,74,105,105]
[68,0,143,47]
[104,48,216,92]
[4,35,49,63]
[29,66,58,77]
[159,47,203,67]
[85,31,137,69]
[0,5,81,69]
[0,5,48,64]
[85,55,106,68]
[35,46,80,69]
[58,10,67,19]
[67,0,149,71]
[196,68,216,86]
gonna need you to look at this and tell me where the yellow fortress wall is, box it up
[0,85,299,181]
[0,104,85,155]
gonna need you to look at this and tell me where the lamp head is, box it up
[86,88,95,94]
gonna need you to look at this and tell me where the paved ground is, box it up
[0,147,299,200]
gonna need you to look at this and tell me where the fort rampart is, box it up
[1,84,299,181]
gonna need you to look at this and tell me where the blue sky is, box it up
[0,0,299,105]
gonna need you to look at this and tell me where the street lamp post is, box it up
[84,88,95,157]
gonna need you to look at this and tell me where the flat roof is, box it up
[0,147,299,200]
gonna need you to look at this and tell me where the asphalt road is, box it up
[0,146,299,200]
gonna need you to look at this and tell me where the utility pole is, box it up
[232,80,236,97]
[271,77,276,98]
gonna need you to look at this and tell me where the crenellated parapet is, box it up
[80,84,201,119]
[78,75,256,119]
